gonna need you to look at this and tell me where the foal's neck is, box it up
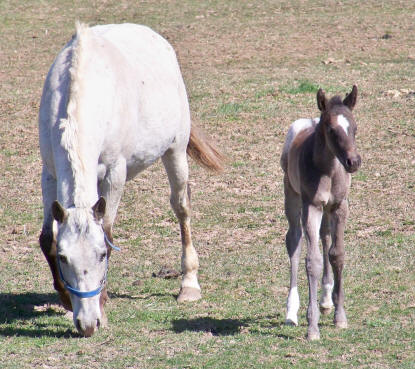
[312,121,336,175]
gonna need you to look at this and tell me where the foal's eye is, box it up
[58,255,68,264]
[326,126,334,135]
[99,252,107,262]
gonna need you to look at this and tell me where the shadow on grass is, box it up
[108,291,174,300]
[172,314,297,339]
[172,317,250,336]
[0,292,77,338]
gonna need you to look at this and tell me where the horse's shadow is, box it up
[172,316,248,336]
[0,292,293,339]
[171,314,290,338]
[0,292,76,338]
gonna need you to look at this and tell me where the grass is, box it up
[1,0,415,368]
[280,80,320,95]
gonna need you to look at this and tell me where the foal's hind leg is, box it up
[319,212,334,315]
[39,168,72,311]
[283,176,303,326]
[162,148,201,302]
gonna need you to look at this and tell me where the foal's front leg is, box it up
[303,203,323,340]
[329,200,349,329]
[320,212,334,314]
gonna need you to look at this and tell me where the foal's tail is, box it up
[187,124,224,172]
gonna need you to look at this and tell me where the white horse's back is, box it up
[40,23,190,185]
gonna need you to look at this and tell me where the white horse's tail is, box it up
[187,124,224,172]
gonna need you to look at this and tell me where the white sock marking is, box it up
[320,283,334,308]
[286,286,300,325]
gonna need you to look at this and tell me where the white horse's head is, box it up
[52,197,107,337]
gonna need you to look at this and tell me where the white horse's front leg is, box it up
[98,158,127,322]
[162,149,201,302]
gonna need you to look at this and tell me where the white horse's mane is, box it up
[59,22,91,207]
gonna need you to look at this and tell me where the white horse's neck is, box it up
[57,23,98,208]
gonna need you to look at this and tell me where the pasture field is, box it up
[0,0,414,368]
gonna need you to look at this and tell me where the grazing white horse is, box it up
[39,23,223,337]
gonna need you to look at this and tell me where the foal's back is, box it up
[280,117,319,195]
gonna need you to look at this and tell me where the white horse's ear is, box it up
[343,85,357,110]
[317,88,327,111]
[92,197,106,221]
[52,201,68,223]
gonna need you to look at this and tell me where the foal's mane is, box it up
[58,22,92,207]
[328,96,343,107]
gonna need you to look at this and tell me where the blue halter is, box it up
[57,230,120,298]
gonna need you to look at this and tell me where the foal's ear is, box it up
[317,88,327,111]
[343,85,358,110]
[92,197,106,221]
[52,201,68,223]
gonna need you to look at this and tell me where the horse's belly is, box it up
[125,156,158,180]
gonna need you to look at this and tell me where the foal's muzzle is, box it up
[344,154,361,173]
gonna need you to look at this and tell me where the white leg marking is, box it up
[337,114,350,135]
[286,286,300,326]
[181,270,201,290]
[320,283,334,309]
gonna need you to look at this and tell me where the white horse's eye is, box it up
[99,252,107,262]
[59,254,68,264]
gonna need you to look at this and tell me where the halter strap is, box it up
[57,229,120,298]
[57,257,106,298]
[104,232,121,251]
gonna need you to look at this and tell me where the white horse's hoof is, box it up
[177,287,201,302]
[100,312,108,328]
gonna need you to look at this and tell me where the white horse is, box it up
[39,23,223,337]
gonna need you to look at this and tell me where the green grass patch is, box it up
[280,80,320,95]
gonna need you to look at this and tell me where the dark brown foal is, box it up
[280,85,361,340]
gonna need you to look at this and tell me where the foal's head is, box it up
[317,85,361,173]
[52,197,107,337]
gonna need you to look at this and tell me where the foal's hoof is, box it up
[320,305,333,315]
[335,321,348,329]
[177,287,201,302]
[285,317,298,326]
[307,331,320,341]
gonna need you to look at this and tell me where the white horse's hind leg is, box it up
[162,148,201,302]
